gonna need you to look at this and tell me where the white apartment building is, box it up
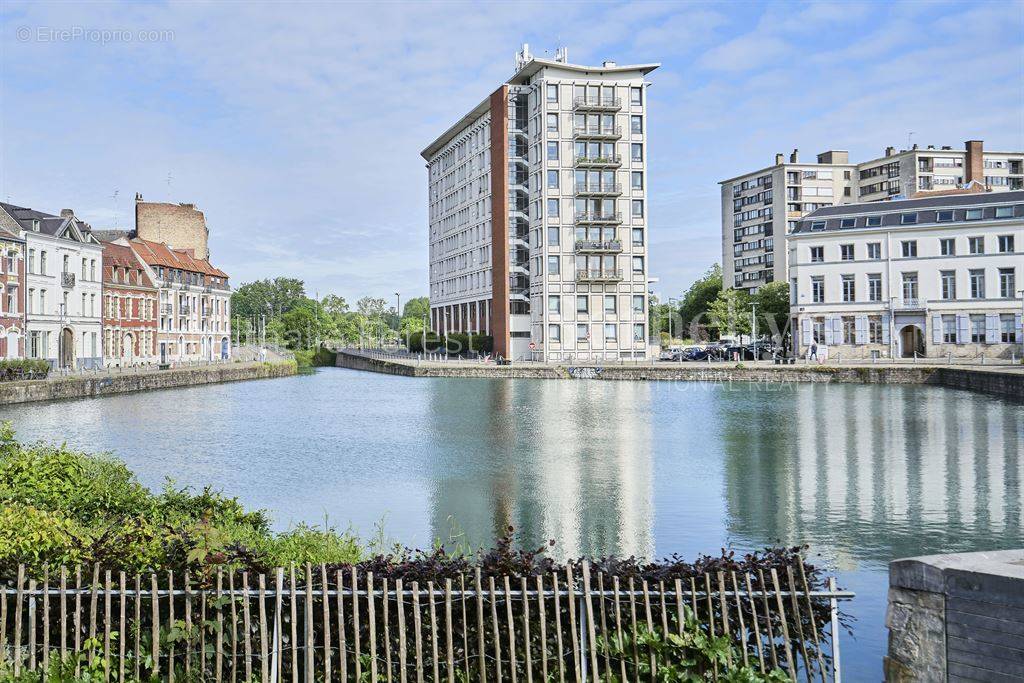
[0,204,104,368]
[722,140,1024,294]
[789,191,1024,360]
[422,46,657,361]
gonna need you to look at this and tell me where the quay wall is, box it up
[0,361,297,406]
[336,351,1023,400]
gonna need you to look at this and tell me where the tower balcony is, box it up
[575,269,623,283]
[574,154,621,168]
[572,96,622,112]
[575,240,622,254]
[573,126,622,140]
[574,183,622,197]
[574,211,622,225]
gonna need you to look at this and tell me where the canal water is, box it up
[2,368,1022,678]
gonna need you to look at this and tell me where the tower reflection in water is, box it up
[721,383,1023,569]
[426,378,655,560]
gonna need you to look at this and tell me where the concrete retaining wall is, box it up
[336,352,1023,400]
[0,361,297,406]
[886,549,1024,682]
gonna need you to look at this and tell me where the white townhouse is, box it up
[0,204,104,368]
[789,191,1024,360]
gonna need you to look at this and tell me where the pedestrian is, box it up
[810,340,819,362]
[259,346,267,362]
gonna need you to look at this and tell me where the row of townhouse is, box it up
[788,191,1024,360]
[0,201,232,368]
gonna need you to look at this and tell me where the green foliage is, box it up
[0,359,50,380]
[679,264,723,337]
[443,333,493,354]
[708,288,753,337]
[752,281,790,341]
[0,424,364,577]
[408,331,443,353]
[230,277,307,320]
[401,296,430,320]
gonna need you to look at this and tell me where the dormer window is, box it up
[901,213,918,224]
[866,216,882,227]
[965,208,983,220]
[840,218,856,229]
[936,210,954,222]
[994,206,1014,218]
[31,219,40,232]
[810,221,826,231]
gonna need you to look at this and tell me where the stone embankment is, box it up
[0,360,297,406]
[336,350,1023,400]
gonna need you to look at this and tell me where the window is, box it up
[867,242,881,259]
[632,228,644,246]
[940,271,956,300]
[546,113,558,133]
[811,276,824,303]
[970,315,985,343]
[999,268,1016,298]
[630,86,642,106]
[633,323,645,341]
[631,143,643,161]
[631,172,643,189]
[936,210,954,222]
[969,268,985,298]
[965,208,983,220]
[901,213,918,225]
[867,274,882,302]
[576,324,589,342]
[632,295,644,313]
[869,316,883,344]
[810,246,824,262]
[630,116,642,134]
[969,236,984,254]
[810,221,826,231]
[866,216,882,227]
[841,316,856,344]
[547,198,559,218]
[548,226,560,246]
[547,255,560,275]
[604,295,616,314]
[902,273,918,302]
[942,316,957,343]
[548,295,561,314]
[995,206,1014,218]
[901,240,917,257]
[576,295,589,314]
[632,256,644,273]
[940,238,955,256]
[999,235,1015,253]
[604,323,617,341]
[546,84,558,103]
[547,170,559,189]
[548,324,561,342]
[631,200,644,217]
[839,218,856,229]
[547,141,559,161]
[1002,315,1018,343]
[841,275,855,302]
[40,252,46,275]
[840,244,854,261]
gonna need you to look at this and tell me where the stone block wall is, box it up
[135,197,210,259]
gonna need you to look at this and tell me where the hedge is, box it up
[0,359,50,381]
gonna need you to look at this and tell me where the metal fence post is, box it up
[828,577,841,683]
[579,593,588,682]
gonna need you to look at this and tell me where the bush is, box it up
[0,359,49,381]
[407,331,442,353]
[312,347,336,366]
[442,333,493,355]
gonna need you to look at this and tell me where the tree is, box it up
[269,299,337,350]
[320,294,349,317]
[678,264,722,338]
[402,296,430,321]
[753,281,790,342]
[231,277,307,320]
[707,288,752,338]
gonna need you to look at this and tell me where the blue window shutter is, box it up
[985,313,999,344]
[823,317,834,345]
[881,314,890,345]
[855,315,867,344]
[931,314,943,345]
[956,313,969,344]
[801,318,812,346]
[833,317,843,343]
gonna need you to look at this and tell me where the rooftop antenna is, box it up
[907,131,915,150]
[165,171,173,199]
[111,189,119,226]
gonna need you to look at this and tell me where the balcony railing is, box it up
[160,304,173,315]
[575,240,622,253]
[574,183,622,196]
[574,154,621,168]
[61,272,76,288]
[572,96,622,111]
[179,305,191,316]
[572,125,622,140]
[576,269,623,283]
[895,298,924,309]
[574,211,622,225]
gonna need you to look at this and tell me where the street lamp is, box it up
[667,297,677,345]
[889,297,897,359]
[1018,289,1024,354]
[750,302,758,361]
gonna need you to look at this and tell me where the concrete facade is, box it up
[134,193,211,260]
[722,140,1024,294]
[423,46,657,361]
[789,192,1024,360]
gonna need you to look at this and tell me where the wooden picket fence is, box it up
[0,562,853,682]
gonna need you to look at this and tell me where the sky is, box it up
[1,0,1022,305]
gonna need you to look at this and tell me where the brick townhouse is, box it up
[101,240,159,366]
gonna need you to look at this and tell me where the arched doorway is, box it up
[899,325,924,358]
[7,330,19,359]
[177,335,184,360]
[60,327,74,368]
[123,333,135,365]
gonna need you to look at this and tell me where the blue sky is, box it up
[1,1,1022,304]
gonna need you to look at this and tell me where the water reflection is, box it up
[427,379,655,559]
[721,384,1024,569]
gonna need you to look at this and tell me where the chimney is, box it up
[775,153,784,165]
[885,146,895,157]
[60,209,74,218]
[965,140,983,184]
[912,143,919,150]
[135,192,143,202]
[602,60,616,67]
[789,149,799,163]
